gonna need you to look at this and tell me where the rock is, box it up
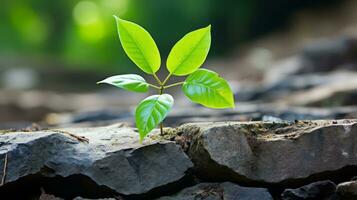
[264,56,306,85]
[47,104,357,129]
[261,37,357,104]
[184,119,357,185]
[0,124,193,199]
[0,88,143,124]
[281,180,336,200]
[156,182,272,200]
[336,180,357,199]
[265,37,357,83]
[262,71,357,103]
[300,37,357,73]
[280,77,357,107]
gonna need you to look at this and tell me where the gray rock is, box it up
[300,37,357,73]
[280,77,357,107]
[0,124,193,198]
[281,180,336,200]
[262,71,357,103]
[265,37,357,82]
[156,182,272,200]
[184,119,357,184]
[49,104,357,129]
[336,180,357,199]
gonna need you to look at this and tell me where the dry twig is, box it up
[52,130,89,143]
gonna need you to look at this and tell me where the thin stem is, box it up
[153,73,163,85]
[155,72,172,136]
[164,81,184,89]
[162,73,172,86]
[160,123,163,136]
[159,85,164,136]
[148,83,160,90]
[159,86,163,94]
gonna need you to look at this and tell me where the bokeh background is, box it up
[1,0,357,128]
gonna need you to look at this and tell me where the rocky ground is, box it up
[0,119,356,199]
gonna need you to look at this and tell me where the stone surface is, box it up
[156,182,272,200]
[2,120,357,199]
[300,37,357,74]
[184,119,357,185]
[281,180,336,200]
[281,78,357,107]
[0,124,193,199]
[47,104,357,129]
[261,71,357,103]
[265,37,357,83]
[336,180,357,199]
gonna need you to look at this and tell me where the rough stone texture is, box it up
[281,180,336,200]
[2,120,357,199]
[0,124,193,198]
[336,180,357,199]
[184,119,357,185]
[156,182,272,200]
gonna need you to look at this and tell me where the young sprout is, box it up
[98,16,235,142]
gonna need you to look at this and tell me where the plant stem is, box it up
[159,85,164,136]
[160,123,163,136]
[156,72,174,136]
[148,83,160,89]
[162,73,172,85]
[164,81,184,89]
[153,73,163,85]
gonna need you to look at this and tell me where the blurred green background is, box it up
[2,0,357,127]
[0,0,341,74]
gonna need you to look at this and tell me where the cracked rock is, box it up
[184,119,357,185]
[0,124,193,199]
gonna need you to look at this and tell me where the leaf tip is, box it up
[113,15,126,24]
[203,25,211,33]
[96,80,104,85]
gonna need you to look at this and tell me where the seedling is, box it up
[98,16,235,142]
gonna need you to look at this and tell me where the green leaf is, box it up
[166,25,211,76]
[114,16,161,74]
[135,94,174,141]
[182,69,234,109]
[97,74,149,92]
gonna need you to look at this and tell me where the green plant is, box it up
[98,16,235,142]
